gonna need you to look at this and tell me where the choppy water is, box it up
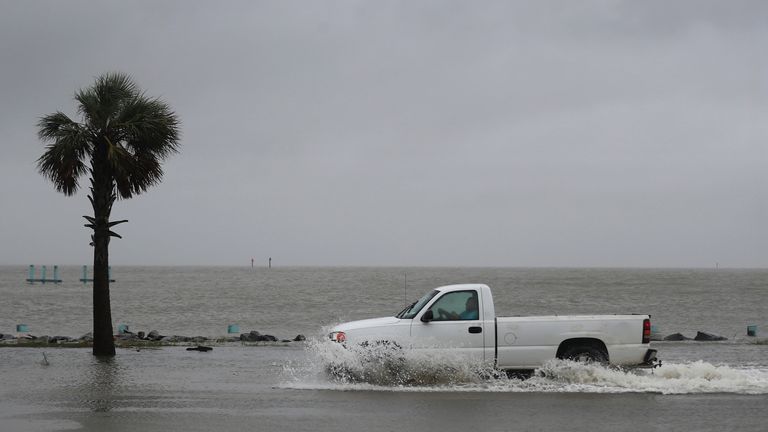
[1,266,767,431]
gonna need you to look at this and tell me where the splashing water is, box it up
[529,359,768,394]
[280,338,768,394]
[289,337,499,387]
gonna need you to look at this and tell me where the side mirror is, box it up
[421,310,434,323]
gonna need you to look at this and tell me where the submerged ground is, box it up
[1,341,767,432]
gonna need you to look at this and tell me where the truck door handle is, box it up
[468,326,482,334]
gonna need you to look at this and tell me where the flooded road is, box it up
[2,343,767,432]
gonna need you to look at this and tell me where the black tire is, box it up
[505,369,534,380]
[561,346,608,363]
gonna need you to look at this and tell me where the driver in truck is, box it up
[460,295,479,320]
[438,294,479,320]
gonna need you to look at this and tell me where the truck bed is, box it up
[495,315,649,369]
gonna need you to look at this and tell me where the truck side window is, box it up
[429,291,479,321]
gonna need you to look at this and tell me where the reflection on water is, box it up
[79,356,122,413]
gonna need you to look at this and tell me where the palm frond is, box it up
[75,72,138,130]
[36,113,91,195]
[115,96,181,158]
[112,150,165,198]
[104,138,136,198]
[129,152,165,192]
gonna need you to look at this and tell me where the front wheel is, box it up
[561,346,608,363]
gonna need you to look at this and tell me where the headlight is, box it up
[329,331,346,343]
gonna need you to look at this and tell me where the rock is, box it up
[1,333,16,340]
[79,332,93,341]
[186,345,213,352]
[190,336,208,343]
[50,336,73,343]
[137,331,146,339]
[116,333,138,341]
[694,331,727,341]
[237,331,278,342]
[161,335,188,343]
[281,339,291,343]
[293,334,306,342]
[240,331,264,342]
[147,330,163,341]
[663,333,691,341]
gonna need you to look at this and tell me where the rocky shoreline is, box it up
[0,329,307,347]
[660,331,728,341]
[2,328,760,348]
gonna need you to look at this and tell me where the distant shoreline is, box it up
[2,264,767,270]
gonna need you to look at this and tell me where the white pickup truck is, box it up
[329,284,658,371]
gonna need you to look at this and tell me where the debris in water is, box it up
[186,345,213,352]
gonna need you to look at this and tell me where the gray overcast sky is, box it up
[1,1,766,267]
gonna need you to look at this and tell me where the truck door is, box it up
[410,289,487,364]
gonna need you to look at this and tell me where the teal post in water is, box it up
[16,324,29,332]
[228,324,240,334]
[747,325,757,337]
[28,265,34,282]
[53,265,60,282]
[117,324,129,334]
[80,265,115,282]
[41,265,47,283]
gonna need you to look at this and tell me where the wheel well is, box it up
[556,338,609,360]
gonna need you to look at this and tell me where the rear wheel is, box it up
[561,346,608,363]
[504,369,534,380]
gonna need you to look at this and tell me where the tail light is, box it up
[330,331,346,343]
[642,318,651,344]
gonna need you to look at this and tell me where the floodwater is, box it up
[1,343,768,432]
[1,266,767,431]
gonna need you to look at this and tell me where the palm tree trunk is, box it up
[91,144,116,357]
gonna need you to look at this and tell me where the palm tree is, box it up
[37,73,180,356]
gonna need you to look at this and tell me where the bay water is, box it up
[2,266,766,341]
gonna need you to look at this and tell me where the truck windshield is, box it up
[395,290,439,319]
